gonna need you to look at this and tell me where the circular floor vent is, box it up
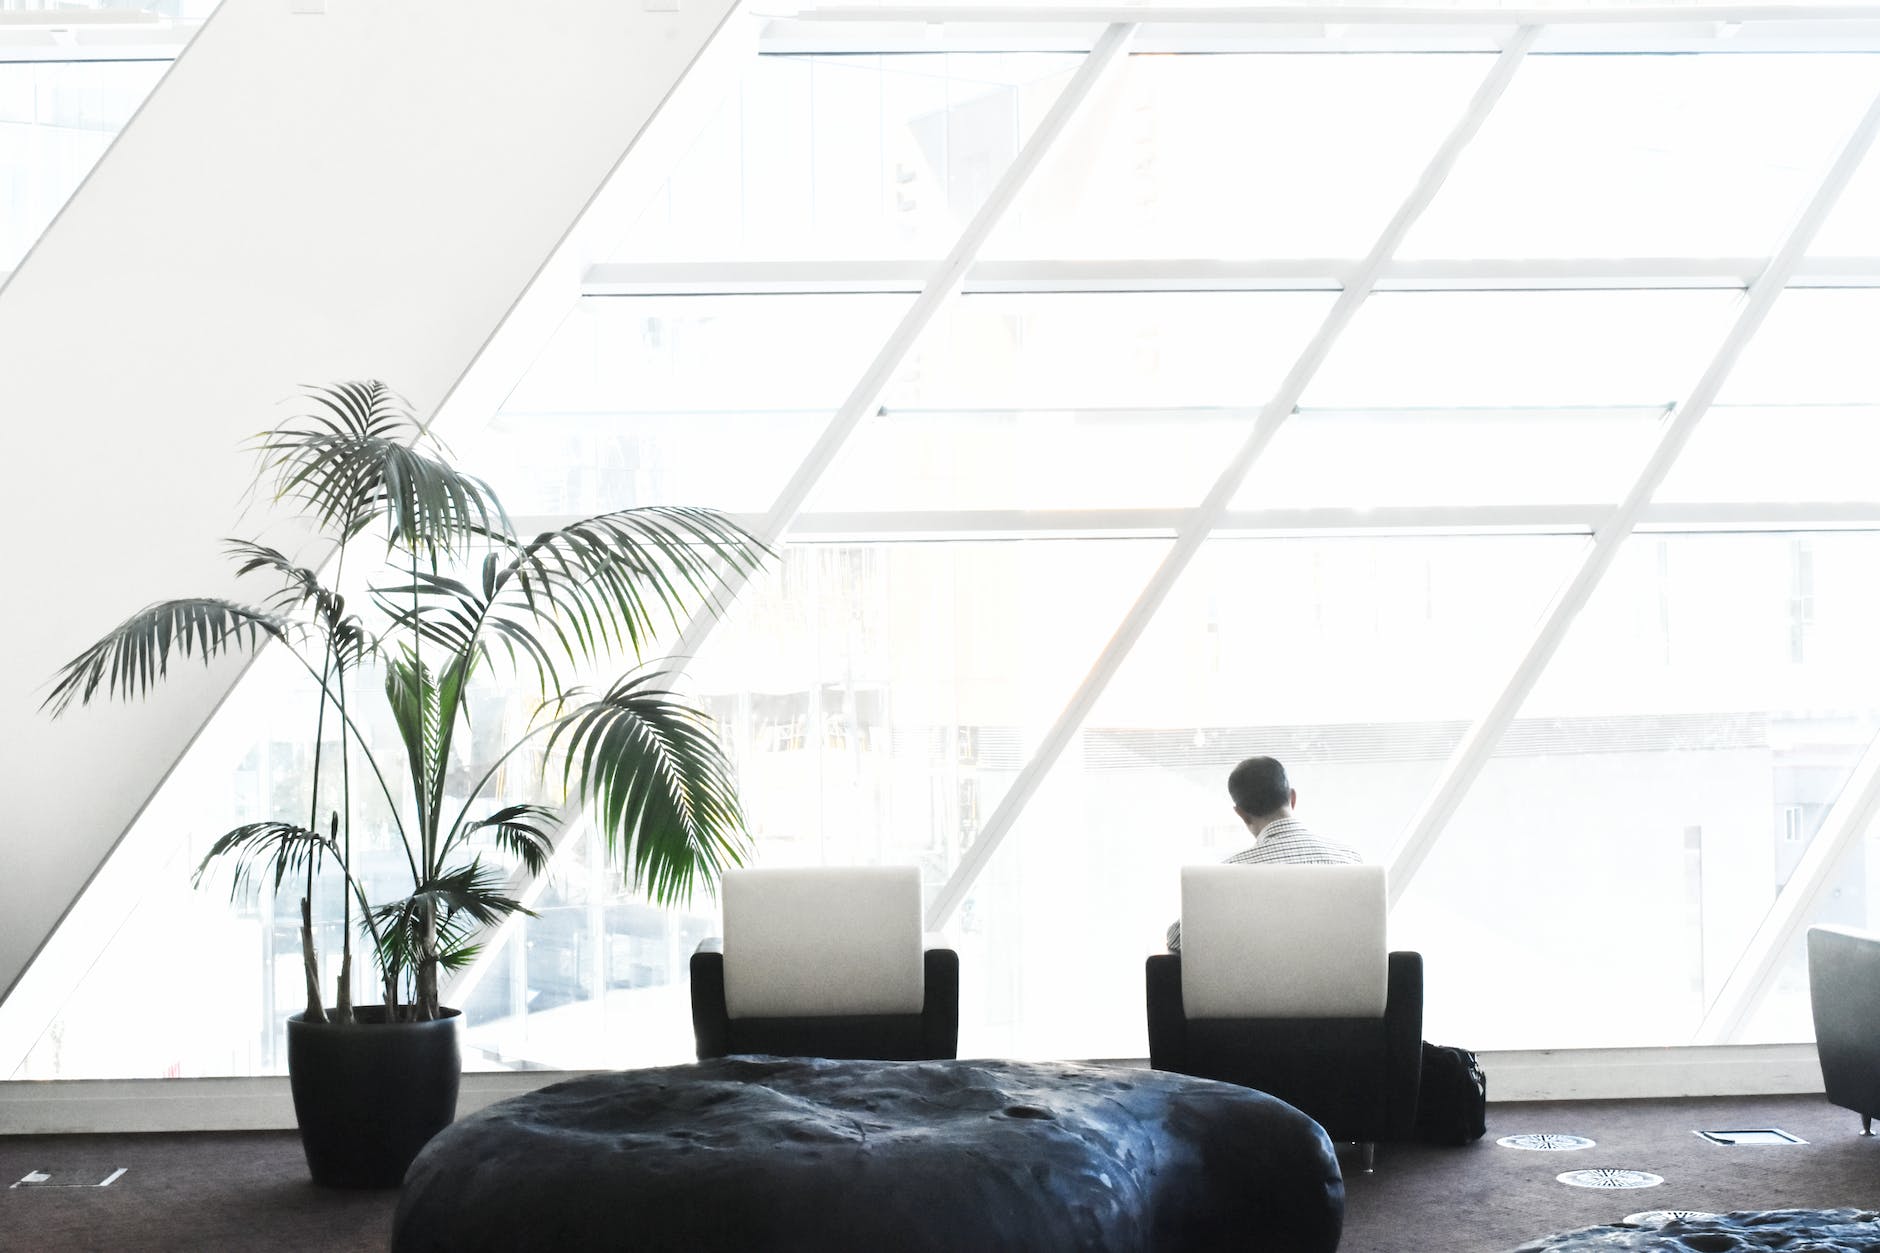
[1621,1211,1717,1227]
[1497,1133,1595,1151]
[1556,1169,1664,1190]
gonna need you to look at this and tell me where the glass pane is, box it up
[812,292,1333,511]
[1736,830,1879,1045]
[1658,406,1880,506]
[1667,289,1880,507]
[951,535,1582,1060]
[1718,290,1880,406]
[879,292,1333,411]
[8,642,435,1080]
[1402,54,1880,259]
[0,2,220,13]
[693,541,1169,880]
[1302,291,1735,408]
[985,53,1486,260]
[8,556,674,1079]
[448,540,1173,1070]
[0,60,166,268]
[1397,533,1880,1050]
[1237,407,1663,511]
[454,820,710,1073]
[1810,124,1880,257]
[617,54,1080,262]
[456,294,910,516]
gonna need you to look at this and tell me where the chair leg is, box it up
[1360,1142,1376,1173]
[1863,1114,1874,1137]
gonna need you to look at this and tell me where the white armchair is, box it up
[690,866,959,1061]
[1146,864,1422,1170]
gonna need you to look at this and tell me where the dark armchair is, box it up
[690,866,959,1061]
[1146,864,1422,1170]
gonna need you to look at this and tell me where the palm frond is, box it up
[256,381,508,557]
[372,571,559,692]
[437,941,484,973]
[371,861,527,934]
[224,539,336,615]
[384,650,465,826]
[369,897,492,982]
[225,539,378,668]
[460,804,559,876]
[192,821,336,901]
[45,599,290,717]
[543,669,752,905]
[327,614,378,671]
[498,506,770,665]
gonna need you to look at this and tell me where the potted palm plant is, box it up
[45,381,768,1187]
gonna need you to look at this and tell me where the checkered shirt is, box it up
[1165,817,1362,953]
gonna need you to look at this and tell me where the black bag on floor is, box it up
[1413,1042,1486,1145]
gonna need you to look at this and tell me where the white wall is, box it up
[0,0,748,1025]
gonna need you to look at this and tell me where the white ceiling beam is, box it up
[783,503,1880,538]
[585,257,1880,296]
[0,9,193,60]
[509,502,1880,541]
[923,27,1542,932]
[0,11,164,28]
[761,15,1880,53]
[1385,81,1880,907]
[786,6,1880,26]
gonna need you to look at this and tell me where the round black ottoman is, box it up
[392,1055,1343,1252]
[1507,1207,1880,1250]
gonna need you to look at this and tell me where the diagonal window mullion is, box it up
[924,26,1544,932]
[1695,728,1880,1043]
[1385,83,1880,907]
[654,22,1140,668]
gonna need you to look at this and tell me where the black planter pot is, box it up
[286,1006,462,1189]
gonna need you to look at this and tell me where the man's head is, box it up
[1228,756,1295,827]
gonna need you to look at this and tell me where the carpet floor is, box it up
[1343,1092,1880,1253]
[1,1093,1873,1251]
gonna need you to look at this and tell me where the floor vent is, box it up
[1622,1211,1719,1227]
[1498,1133,1595,1151]
[1693,1128,1806,1145]
[1556,1168,1663,1190]
[11,1168,128,1189]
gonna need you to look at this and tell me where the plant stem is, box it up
[299,896,325,1024]
[411,546,441,1020]
[330,812,353,1025]
[273,640,415,868]
[301,649,334,1025]
[418,899,439,1022]
[330,540,354,1025]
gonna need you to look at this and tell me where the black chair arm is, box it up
[1145,953,1187,1071]
[1384,950,1424,1141]
[690,949,731,1060]
[921,948,961,1060]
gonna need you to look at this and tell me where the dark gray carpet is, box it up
[1343,1093,1880,1253]
[2,1093,1871,1250]
[0,1130,394,1252]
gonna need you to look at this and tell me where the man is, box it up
[1166,755,1360,952]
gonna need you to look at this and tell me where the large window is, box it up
[14,31,1880,1078]
[0,58,165,268]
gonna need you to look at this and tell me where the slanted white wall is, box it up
[0,0,749,1023]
